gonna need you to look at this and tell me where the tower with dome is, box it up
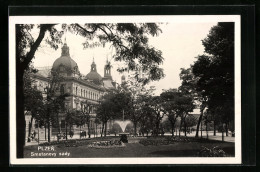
[26,43,116,140]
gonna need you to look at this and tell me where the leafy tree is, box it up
[160,89,179,136]
[161,120,171,133]
[37,71,68,142]
[23,70,44,142]
[148,96,166,136]
[161,88,194,137]
[96,91,120,137]
[118,76,156,136]
[16,23,164,157]
[179,68,207,138]
[80,100,97,138]
[192,22,234,140]
[139,104,154,137]
[110,123,122,136]
[185,115,197,132]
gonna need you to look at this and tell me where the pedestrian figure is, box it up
[69,130,74,138]
[33,130,37,138]
[30,132,34,141]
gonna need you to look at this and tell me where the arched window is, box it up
[81,89,82,97]
[84,90,85,97]
[76,87,78,95]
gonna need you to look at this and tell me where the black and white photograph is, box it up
[9,15,241,165]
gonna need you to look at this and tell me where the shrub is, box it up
[198,146,226,157]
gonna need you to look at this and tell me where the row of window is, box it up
[75,87,100,100]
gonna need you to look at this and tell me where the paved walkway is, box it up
[184,131,235,143]
[25,131,235,146]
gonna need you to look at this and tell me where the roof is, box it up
[52,43,78,72]
[85,71,103,85]
[36,67,52,78]
[103,80,114,89]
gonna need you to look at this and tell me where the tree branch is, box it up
[96,25,131,52]
[75,24,98,34]
[21,24,56,71]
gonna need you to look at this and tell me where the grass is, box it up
[24,137,235,158]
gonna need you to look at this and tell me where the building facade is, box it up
[25,43,116,141]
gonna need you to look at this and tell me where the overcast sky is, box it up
[32,22,217,95]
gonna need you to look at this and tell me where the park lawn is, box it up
[24,141,234,158]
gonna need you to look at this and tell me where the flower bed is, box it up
[39,139,92,147]
[39,138,125,148]
[139,136,221,146]
[88,140,125,149]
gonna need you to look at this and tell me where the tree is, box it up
[118,76,156,136]
[37,71,68,142]
[110,123,122,136]
[16,23,164,157]
[81,100,96,138]
[179,68,207,138]
[148,96,165,136]
[160,89,180,136]
[139,104,154,137]
[192,22,234,141]
[96,91,120,137]
[23,70,44,142]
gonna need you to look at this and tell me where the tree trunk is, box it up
[155,120,160,136]
[171,124,174,136]
[47,119,51,142]
[170,120,175,137]
[45,123,47,141]
[213,120,216,136]
[27,117,33,142]
[200,119,203,139]
[179,119,182,137]
[101,122,104,137]
[16,70,26,158]
[195,113,203,138]
[65,121,67,140]
[206,121,208,139]
[87,122,91,138]
[225,122,229,136]
[184,119,187,137]
[104,122,107,137]
[95,123,97,138]
[134,122,137,137]
[80,125,81,139]
[222,123,224,142]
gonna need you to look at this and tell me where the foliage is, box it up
[16,23,164,156]
[110,123,123,134]
[139,136,215,146]
[198,146,226,157]
[96,91,120,124]
[23,70,44,118]
[160,89,194,136]
[192,22,234,124]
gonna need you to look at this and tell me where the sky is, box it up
[32,22,217,95]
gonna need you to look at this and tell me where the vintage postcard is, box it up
[9,15,241,165]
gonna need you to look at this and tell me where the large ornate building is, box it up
[25,43,116,141]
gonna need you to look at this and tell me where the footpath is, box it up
[25,131,235,146]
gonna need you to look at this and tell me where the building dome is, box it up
[52,43,79,72]
[85,60,102,85]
